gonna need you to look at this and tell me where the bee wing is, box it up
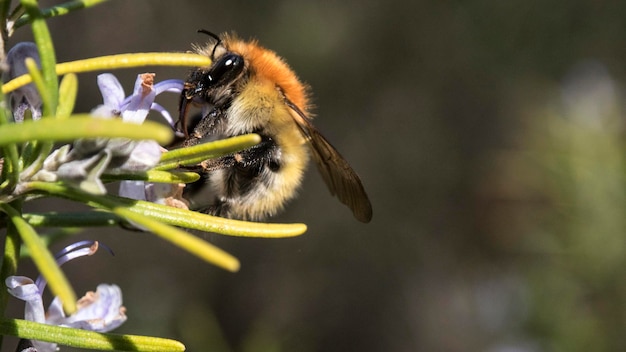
[285,100,373,223]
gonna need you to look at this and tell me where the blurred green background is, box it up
[4,0,626,351]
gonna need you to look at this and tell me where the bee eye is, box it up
[206,53,244,85]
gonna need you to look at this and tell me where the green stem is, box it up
[20,0,58,116]
[24,56,52,115]
[0,0,12,45]
[23,57,56,169]
[0,213,21,309]
[23,211,120,227]
[14,0,109,28]
[0,203,21,348]
[0,89,21,192]
[28,181,308,238]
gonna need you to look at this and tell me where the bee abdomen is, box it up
[207,134,307,221]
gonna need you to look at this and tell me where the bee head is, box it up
[178,31,248,136]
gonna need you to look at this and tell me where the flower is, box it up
[5,42,42,122]
[74,72,184,174]
[5,241,126,352]
[97,74,190,206]
[28,73,184,194]
[119,181,190,209]
[93,72,184,127]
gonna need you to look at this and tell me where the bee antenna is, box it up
[197,29,222,59]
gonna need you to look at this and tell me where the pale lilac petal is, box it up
[121,74,156,124]
[62,284,127,332]
[56,150,110,194]
[46,297,66,324]
[146,183,189,209]
[112,140,162,173]
[120,95,152,124]
[5,276,46,324]
[106,138,138,157]
[119,79,184,107]
[97,74,125,109]
[6,242,126,347]
[121,182,188,209]
[72,137,111,157]
[119,180,147,200]
[6,276,41,304]
[145,183,175,204]
[7,43,39,77]
[44,297,80,352]
[31,340,57,352]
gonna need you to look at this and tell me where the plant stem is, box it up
[0,201,22,349]
[14,0,109,28]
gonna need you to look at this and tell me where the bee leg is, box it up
[231,135,281,171]
[182,108,226,148]
[181,155,236,198]
[196,136,281,220]
[201,197,232,218]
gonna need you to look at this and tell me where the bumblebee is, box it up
[179,31,372,223]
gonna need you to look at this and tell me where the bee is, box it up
[178,31,372,223]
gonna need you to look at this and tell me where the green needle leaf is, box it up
[57,72,78,118]
[3,53,211,94]
[26,182,308,238]
[102,170,200,183]
[156,134,262,170]
[129,199,308,238]
[0,318,186,351]
[24,211,120,227]
[21,0,59,116]
[113,206,241,272]
[19,228,83,258]
[0,220,21,318]
[0,115,173,146]
[0,88,21,190]
[24,57,53,116]
[23,182,241,271]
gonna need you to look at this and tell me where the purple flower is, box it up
[119,181,189,209]
[93,72,183,127]
[77,73,185,173]
[5,42,42,122]
[5,241,126,352]
[30,73,185,194]
[100,74,190,205]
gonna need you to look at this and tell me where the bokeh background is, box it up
[4,0,626,351]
